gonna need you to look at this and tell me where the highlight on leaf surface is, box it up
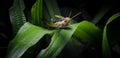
[7,22,53,58]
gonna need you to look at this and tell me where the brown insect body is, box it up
[54,12,81,28]
[54,17,71,28]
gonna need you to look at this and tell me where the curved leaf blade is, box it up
[106,12,120,25]
[74,21,101,46]
[102,12,120,58]
[31,0,43,26]
[7,22,53,58]
[37,21,100,58]
[37,23,79,58]
[9,0,26,35]
[44,0,61,19]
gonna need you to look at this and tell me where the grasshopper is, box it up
[48,11,82,28]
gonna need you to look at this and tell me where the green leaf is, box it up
[102,27,111,58]
[106,12,120,25]
[31,0,43,26]
[102,12,120,58]
[37,23,79,58]
[9,0,26,35]
[7,22,53,58]
[44,0,61,19]
[37,21,100,58]
[74,21,101,46]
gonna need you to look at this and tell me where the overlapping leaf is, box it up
[31,0,43,26]
[102,12,120,58]
[74,21,101,46]
[37,23,79,58]
[8,0,120,58]
[44,0,61,19]
[9,0,26,35]
[7,22,53,58]
[37,21,100,58]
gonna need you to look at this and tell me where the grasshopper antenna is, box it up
[71,12,82,19]
[68,11,72,18]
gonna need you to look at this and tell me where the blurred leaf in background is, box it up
[9,0,26,35]
[102,12,120,58]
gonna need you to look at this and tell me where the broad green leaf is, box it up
[92,4,112,24]
[37,23,79,58]
[74,21,101,46]
[31,0,43,26]
[9,0,26,35]
[102,12,120,58]
[7,22,53,58]
[44,0,61,19]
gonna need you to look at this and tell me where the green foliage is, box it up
[37,23,78,58]
[7,0,120,58]
[9,0,26,35]
[31,0,43,26]
[102,12,120,58]
[74,21,101,46]
[7,20,100,58]
[44,0,61,19]
[7,22,53,58]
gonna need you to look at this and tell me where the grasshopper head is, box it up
[64,17,70,22]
